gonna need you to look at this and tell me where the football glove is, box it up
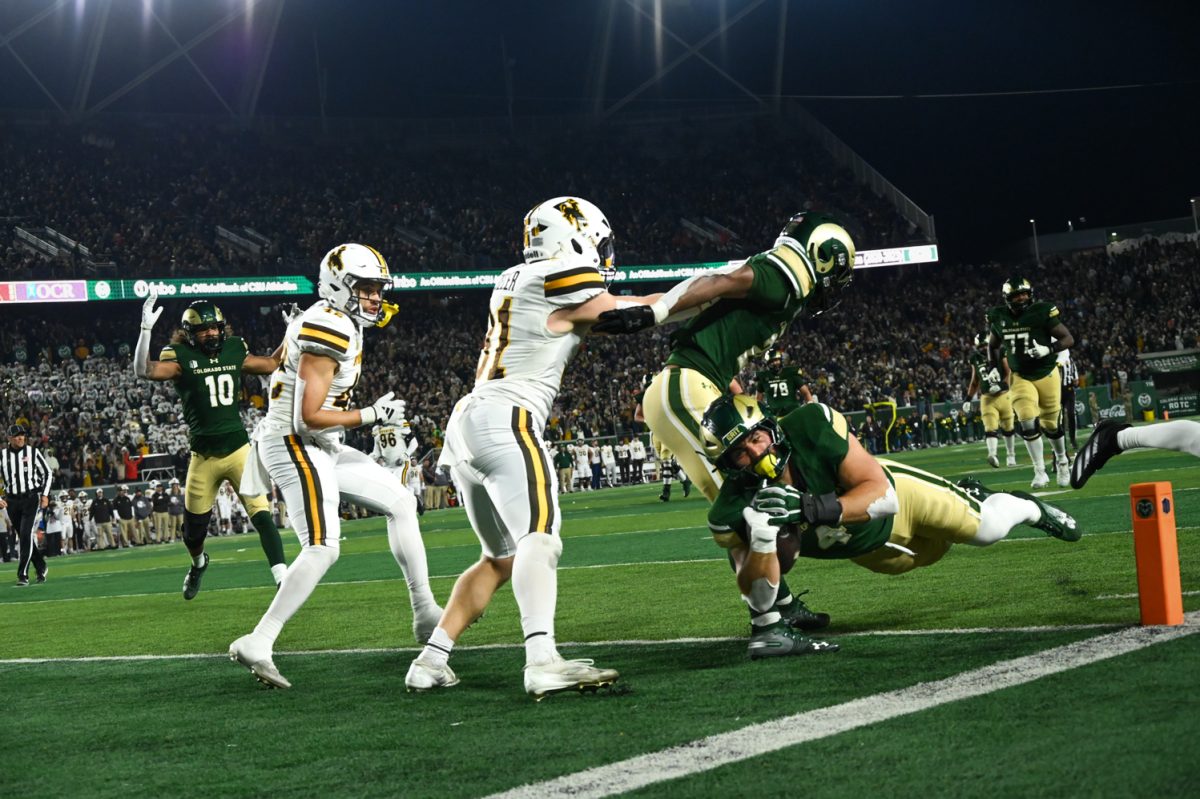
[962,402,972,414]
[360,392,406,427]
[592,306,656,335]
[982,367,1002,385]
[281,303,302,325]
[1026,342,1052,359]
[751,485,842,527]
[140,290,163,331]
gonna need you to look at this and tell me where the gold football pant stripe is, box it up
[511,407,552,534]
[285,435,326,546]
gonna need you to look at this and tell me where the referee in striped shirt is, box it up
[0,424,50,586]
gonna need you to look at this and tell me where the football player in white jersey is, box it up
[406,196,660,699]
[373,422,424,513]
[229,243,441,689]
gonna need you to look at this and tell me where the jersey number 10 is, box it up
[204,373,236,407]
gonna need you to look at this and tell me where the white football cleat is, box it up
[1056,459,1071,487]
[405,655,460,691]
[412,605,443,645]
[1030,472,1050,490]
[987,454,1000,469]
[1006,456,1018,468]
[524,656,619,701]
[229,634,291,689]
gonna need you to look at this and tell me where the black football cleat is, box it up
[1070,420,1130,489]
[182,552,210,601]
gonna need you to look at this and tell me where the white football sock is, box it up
[252,544,338,646]
[1023,434,1046,473]
[1119,420,1200,457]
[986,437,998,459]
[270,562,288,586]
[1005,434,1017,459]
[385,495,437,610]
[512,534,562,665]
[971,493,1040,546]
[1047,431,1067,461]
[419,627,455,668]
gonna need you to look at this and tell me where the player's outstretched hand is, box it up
[141,290,162,331]
[281,303,302,324]
[361,392,406,427]
[593,306,656,335]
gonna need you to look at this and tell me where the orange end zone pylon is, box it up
[1129,482,1184,626]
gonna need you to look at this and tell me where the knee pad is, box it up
[985,431,999,439]
[183,510,211,547]
[516,532,563,569]
[1044,425,1065,440]
[1002,429,1015,438]
[1019,419,1041,441]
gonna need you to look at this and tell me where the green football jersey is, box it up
[707,403,894,560]
[666,242,815,388]
[160,336,251,456]
[968,350,1005,395]
[986,300,1060,380]
[755,365,805,415]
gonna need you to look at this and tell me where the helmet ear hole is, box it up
[571,239,584,255]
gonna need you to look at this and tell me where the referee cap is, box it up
[7,424,28,437]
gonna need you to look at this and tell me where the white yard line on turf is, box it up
[483,612,1200,799]
[0,621,1131,665]
[1096,589,1200,600]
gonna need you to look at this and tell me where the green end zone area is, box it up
[1,444,1197,796]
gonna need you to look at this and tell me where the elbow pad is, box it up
[866,485,899,521]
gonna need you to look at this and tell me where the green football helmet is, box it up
[700,394,791,479]
[765,348,785,371]
[181,300,227,356]
[1002,277,1033,314]
[776,212,856,315]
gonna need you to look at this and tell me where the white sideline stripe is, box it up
[485,613,1200,799]
[0,621,1130,665]
[1096,589,1200,601]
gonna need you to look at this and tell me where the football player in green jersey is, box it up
[699,394,1083,657]
[594,212,855,503]
[986,278,1075,489]
[964,332,1017,469]
[135,294,288,598]
[754,348,812,417]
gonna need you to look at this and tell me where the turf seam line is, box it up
[482,611,1200,799]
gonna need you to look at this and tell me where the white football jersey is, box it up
[373,423,415,468]
[468,260,607,428]
[259,300,363,442]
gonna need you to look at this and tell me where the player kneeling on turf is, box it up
[699,395,1083,659]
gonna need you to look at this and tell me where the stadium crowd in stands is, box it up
[0,118,917,280]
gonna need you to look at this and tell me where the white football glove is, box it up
[983,367,1002,385]
[281,303,302,325]
[962,402,972,413]
[741,507,778,554]
[359,392,406,427]
[140,290,162,331]
[1026,342,1052,359]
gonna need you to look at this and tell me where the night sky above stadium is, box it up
[1,0,1196,261]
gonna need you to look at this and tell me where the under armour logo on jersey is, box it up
[555,199,586,231]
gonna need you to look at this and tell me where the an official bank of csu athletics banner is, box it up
[0,244,936,303]
[389,244,940,292]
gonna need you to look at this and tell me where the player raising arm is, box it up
[135,295,289,595]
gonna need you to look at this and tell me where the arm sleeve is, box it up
[134,327,153,378]
[542,266,607,308]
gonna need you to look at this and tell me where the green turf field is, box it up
[2,442,1198,798]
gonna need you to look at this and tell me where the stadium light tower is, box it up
[1029,218,1040,265]
[1191,198,1198,235]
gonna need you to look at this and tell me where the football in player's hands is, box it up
[141,290,162,331]
[592,306,655,335]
